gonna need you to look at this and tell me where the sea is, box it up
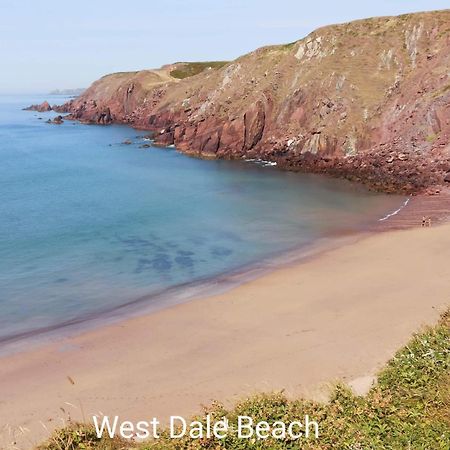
[0,94,406,351]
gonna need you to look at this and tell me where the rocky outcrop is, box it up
[24,101,52,112]
[46,115,64,125]
[35,10,450,193]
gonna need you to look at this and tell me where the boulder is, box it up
[46,115,64,124]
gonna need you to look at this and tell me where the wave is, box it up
[244,158,277,167]
[379,197,411,222]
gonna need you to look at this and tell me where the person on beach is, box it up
[422,216,432,227]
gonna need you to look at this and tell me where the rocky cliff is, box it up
[49,10,450,192]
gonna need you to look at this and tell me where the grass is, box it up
[38,310,450,449]
[170,62,229,79]
[278,41,298,50]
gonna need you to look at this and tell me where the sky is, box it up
[1,0,449,93]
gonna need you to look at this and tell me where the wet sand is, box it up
[1,212,449,449]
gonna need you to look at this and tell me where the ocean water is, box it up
[0,95,406,347]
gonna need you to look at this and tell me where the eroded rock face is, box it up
[44,10,450,193]
[96,107,112,124]
[244,101,266,150]
[220,118,245,154]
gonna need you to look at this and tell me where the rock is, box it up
[244,101,266,150]
[220,118,245,153]
[155,131,175,146]
[444,172,450,183]
[23,101,51,112]
[97,107,112,125]
[46,115,64,124]
[202,130,220,155]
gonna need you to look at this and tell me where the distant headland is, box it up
[48,88,85,96]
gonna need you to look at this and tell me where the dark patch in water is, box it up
[177,250,195,256]
[164,241,178,249]
[151,253,172,272]
[55,277,68,283]
[210,246,233,257]
[118,236,154,247]
[134,257,152,274]
[189,236,206,246]
[174,255,194,268]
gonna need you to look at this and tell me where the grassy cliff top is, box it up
[169,61,229,79]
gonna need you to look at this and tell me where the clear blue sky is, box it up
[1,0,448,93]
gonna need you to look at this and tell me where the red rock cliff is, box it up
[56,10,450,193]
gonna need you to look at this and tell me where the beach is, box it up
[1,215,449,449]
[3,4,450,449]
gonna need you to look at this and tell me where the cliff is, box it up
[51,10,450,192]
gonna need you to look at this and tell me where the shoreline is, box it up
[29,104,449,196]
[2,186,449,357]
[0,188,423,357]
[1,195,450,448]
[0,230,371,358]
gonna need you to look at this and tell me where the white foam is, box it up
[379,197,411,222]
[245,158,277,167]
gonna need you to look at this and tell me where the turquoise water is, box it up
[0,95,405,346]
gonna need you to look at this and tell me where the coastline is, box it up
[1,196,450,449]
[2,186,449,357]
[0,231,370,357]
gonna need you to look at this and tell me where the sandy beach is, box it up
[1,213,449,449]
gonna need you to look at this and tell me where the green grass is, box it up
[38,310,450,449]
[170,61,228,79]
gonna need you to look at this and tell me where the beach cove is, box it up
[1,94,450,448]
[1,217,449,448]
[0,95,407,350]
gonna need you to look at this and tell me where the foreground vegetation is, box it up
[38,311,450,449]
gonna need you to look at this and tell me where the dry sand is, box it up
[1,222,449,449]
